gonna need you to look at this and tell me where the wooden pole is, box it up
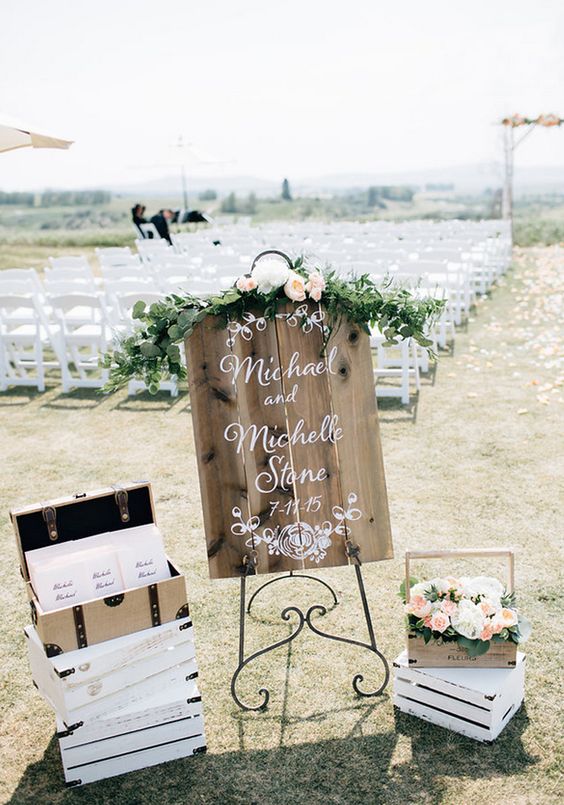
[502,125,514,244]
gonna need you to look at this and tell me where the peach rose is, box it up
[305,271,326,302]
[480,623,494,641]
[406,594,432,619]
[236,275,258,293]
[492,608,518,631]
[284,271,307,302]
[440,599,457,616]
[430,611,449,633]
[480,599,497,617]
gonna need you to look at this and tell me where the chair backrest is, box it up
[113,291,163,320]
[49,292,104,312]
[43,277,97,295]
[0,293,37,312]
[104,279,157,295]
[135,238,171,254]
[48,255,91,270]
[44,266,94,282]
[95,247,132,258]
[98,254,142,269]
[139,223,161,239]
[0,278,38,295]
[100,265,147,282]
[0,268,43,293]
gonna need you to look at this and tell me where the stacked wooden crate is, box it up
[393,650,525,742]
[11,483,206,787]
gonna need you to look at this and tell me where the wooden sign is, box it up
[185,302,392,579]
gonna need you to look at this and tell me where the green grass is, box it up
[0,247,562,803]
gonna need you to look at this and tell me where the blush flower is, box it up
[480,623,494,641]
[492,608,518,631]
[440,599,457,616]
[305,271,326,302]
[236,274,258,293]
[430,611,449,633]
[284,271,307,302]
[406,594,432,619]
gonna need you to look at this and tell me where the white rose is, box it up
[251,257,290,294]
[410,578,449,599]
[460,575,504,606]
[451,599,486,640]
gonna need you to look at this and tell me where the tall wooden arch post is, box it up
[185,252,393,709]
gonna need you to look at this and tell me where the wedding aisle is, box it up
[0,247,561,804]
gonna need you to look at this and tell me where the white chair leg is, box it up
[411,340,421,390]
[35,337,45,392]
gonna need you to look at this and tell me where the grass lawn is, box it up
[0,247,562,804]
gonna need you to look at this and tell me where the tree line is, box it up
[0,190,112,207]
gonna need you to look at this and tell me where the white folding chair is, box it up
[0,294,61,392]
[48,255,91,270]
[0,268,43,295]
[371,328,420,406]
[49,294,111,391]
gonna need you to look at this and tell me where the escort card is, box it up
[99,525,171,590]
[30,554,92,611]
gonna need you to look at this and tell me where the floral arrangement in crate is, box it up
[401,576,531,658]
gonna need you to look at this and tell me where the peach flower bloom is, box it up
[305,271,326,302]
[480,599,497,617]
[236,275,258,292]
[406,594,432,619]
[284,271,307,302]
[493,608,518,631]
[430,611,449,633]
[480,623,494,641]
[440,599,457,616]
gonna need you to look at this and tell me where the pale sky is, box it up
[1,0,563,189]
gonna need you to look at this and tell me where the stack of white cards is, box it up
[26,524,172,612]
[26,616,206,786]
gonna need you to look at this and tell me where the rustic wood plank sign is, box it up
[185,300,393,579]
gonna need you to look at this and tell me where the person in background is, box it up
[131,203,146,228]
[150,208,174,244]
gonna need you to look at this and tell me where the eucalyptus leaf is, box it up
[140,342,162,358]
[131,301,146,319]
[516,614,532,642]
[399,576,419,602]
[457,636,491,658]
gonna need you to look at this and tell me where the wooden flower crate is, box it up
[405,548,518,669]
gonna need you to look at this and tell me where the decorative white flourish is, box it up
[276,304,329,337]
[226,312,267,347]
[231,493,361,564]
[226,305,329,348]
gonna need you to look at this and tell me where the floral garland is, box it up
[102,255,445,394]
[502,113,563,128]
[401,575,531,658]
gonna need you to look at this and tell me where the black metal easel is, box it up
[230,547,390,712]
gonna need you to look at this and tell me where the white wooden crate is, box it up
[25,618,196,721]
[393,650,525,742]
[57,678,203,739]
[57,698,206,786]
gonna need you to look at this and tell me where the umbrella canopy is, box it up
[0,114,73,154]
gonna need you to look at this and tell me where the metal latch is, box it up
[113,486,130,523]
[42,505,58,541]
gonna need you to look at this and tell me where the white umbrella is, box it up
[0,114,73,154]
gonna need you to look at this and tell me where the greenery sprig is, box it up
[102,259,445,394]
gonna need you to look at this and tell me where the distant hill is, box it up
[111,164,564,197]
